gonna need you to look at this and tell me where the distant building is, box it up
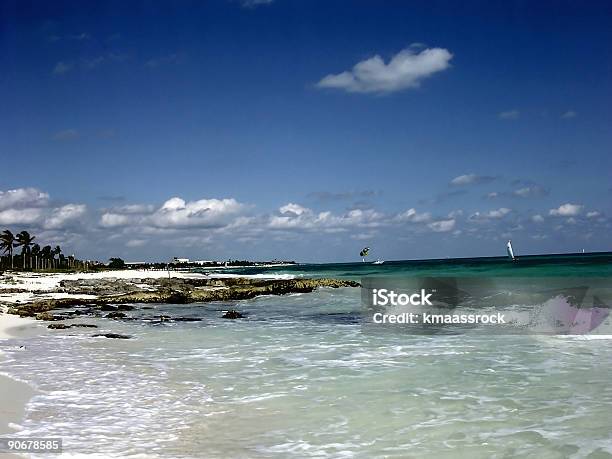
[193,260,218,265]
[173,257,190,263]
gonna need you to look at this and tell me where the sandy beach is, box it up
[0,311,38,445]
[0,269,203,435]
[0,269,208,293]
[0,271,201,457]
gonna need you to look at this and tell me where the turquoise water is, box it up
[1,253,612,458]
[213,252,612,279]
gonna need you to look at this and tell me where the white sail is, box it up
[506,240,515,261]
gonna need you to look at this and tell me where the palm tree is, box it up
[15,231,35,269]
[31,244,41,270]
[0,230,16,269]
[41,245,52,270]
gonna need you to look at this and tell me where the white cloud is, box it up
[2,186,608,261]
[241,0,273,6]
[99,196,248,231]
[111,204,155,214]
[150,197,243,228]
[498,109,520,120]
[513,186,547,198]
[450,174,495,186]
[100,213,130,228]
[486,208,512,219]
[428,219,455,233]
[279,203,309,216]
[0,188,49,210]
[395,208,431,223]
[561,110,577,119]
[0,208,43,225]
[0,187,84,229]
[316,47,452,94]
[44,204,87,229]
[52,61,73,75]
[469,208,512,222]
[549,203,583,217]
[269,204,384,232]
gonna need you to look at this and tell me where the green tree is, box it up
[31,244,41,270]
[41,245,52,270]
[108,257,125,269]
[15,231,35,269]
[0,230,16,269]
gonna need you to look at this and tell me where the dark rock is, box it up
[117,304,135,311]
[222,310,244,319]
[70,309,94,315]
[36,311,57,321]
[48,323,70,329]
[71,323,98,328]
[105,311,127,319]
[166,290,190,304]
[92,333,132,339]
[173,317,203,322]
[8,277,360,316]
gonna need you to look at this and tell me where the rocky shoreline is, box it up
[5,276,360,321]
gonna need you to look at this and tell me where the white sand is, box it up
[0,269,293,305]
[0,269,210,305]
[0,269,207,292]
[0,311,38,441]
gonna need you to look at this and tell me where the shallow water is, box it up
[1,255,612,458]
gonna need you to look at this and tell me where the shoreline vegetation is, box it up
[2,229,297,275]
[2,226,297,274]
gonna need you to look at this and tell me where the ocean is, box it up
[1,253,612,458]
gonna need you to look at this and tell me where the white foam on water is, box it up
[208,273,296,280]
[1,286,611,458]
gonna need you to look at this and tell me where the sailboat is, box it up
[506,239,517,262]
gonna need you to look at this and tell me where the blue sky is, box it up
[1,0,611,262]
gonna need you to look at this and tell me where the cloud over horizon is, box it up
[0,188,608,262]
[0,188,86,230]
